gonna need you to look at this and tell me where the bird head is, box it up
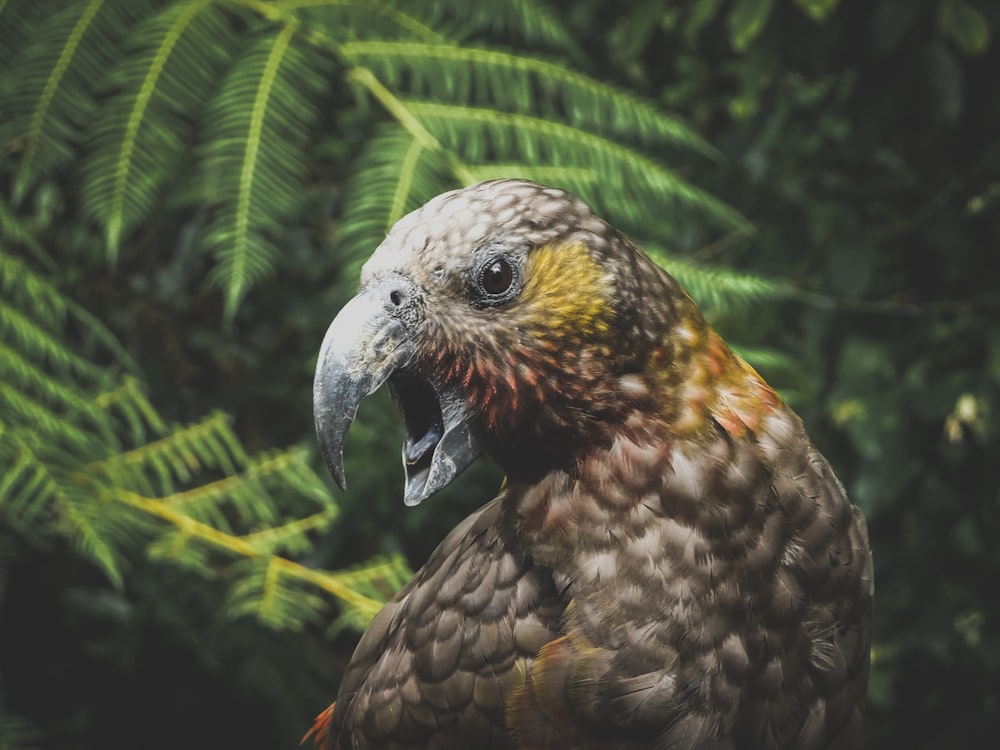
[314,179,773,506]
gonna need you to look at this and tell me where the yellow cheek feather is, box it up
[521,242,613,339]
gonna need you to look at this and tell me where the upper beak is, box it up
[313,280,485,506]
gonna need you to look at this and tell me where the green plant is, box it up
[1,0,823,746]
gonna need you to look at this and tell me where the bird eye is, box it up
[477,257,517,300]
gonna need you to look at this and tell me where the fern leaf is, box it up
[335,126,457,268]
[729,344,799,374]
[1,250,138,375]
[57,488,127,588]
[95,377,169,448]
[407,0,582,55]
[197,21,334,318]
[0,0,65,71]
[4,0,155,202]
[0,378,106,453]
[647,252,791,310]
[317,553,413,634]
[78,0,235,258]
[286,0,445,43]
[410,103,744,227]
[227,557,329,630]
[334,99,745,258]
[0,341,107,431]
[0,199,55,269]
[241,510,339,557]
[0,298,99,382]
[93,411,237,497]
[324,553,413,602]
[341,42,718,158]
[0,432,126,587]
[0,445,54,527]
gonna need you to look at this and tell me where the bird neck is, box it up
[499,321,790,573]
[652,321,784,442]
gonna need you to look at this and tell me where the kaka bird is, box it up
[309,179,873,750]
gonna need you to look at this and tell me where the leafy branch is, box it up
[2,0,760,315]
[0,238,410,632]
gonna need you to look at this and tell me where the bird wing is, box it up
[323,496,565,750]
[504,431,873,750]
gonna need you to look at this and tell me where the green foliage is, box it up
[727,0,777,52]
[938,0,992,55]
[196,20,335,318]
[1,0,763,318]
[0,231,407,610]
[78,0,237,259]
[0,2,781,744]
[3,0,997,748]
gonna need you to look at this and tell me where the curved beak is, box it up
[313,283,485,506]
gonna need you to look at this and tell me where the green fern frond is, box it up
[1,230,400,630]
[1,251,139,374]
[0,434,127,586]
[197,21,334,318]
[0,248,139,462]
[92,411,242,498]
[57,487,129,588]
[409,0,581,54]
[318,553,413,634]
[227,557,330,630]
[122,488,399,630]
[122,443,329,541]
[0,445,57,529]
[1,247,123,564]
[241,511,339,557]
[79,0,236,257]
[0,0,63,70]
[462,163,599,184]
[335,126,457,269]
[4,0,156,202]
[145,526,216,576]
[277,0,445,44]
[335,97,740,277]
[0,378,106,454]
[0,188,55,269]
[5,0,743,318]
[414,103,743,225]
[94,376,169,444]
[226,550,411,633]
[340,42,718,158]
[0,342,106,431]
[324,553,413,601]
[649,252,791,310]
[0,299,101,382]
[729,345,800,374]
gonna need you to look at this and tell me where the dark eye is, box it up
[481,259,513,294]
[478,257,516,298]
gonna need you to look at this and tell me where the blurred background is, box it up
[1,0,997,747]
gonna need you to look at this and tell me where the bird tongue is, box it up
[388,371,486,506]
[405,423,443,465]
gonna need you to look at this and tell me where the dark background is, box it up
[1,0,998,748]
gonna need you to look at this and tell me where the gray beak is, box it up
[313,281,485,506]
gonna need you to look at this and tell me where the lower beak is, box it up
[313,284,485,506]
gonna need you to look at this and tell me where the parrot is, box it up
[307,179,873,750]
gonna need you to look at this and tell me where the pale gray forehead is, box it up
[359,180,597,283]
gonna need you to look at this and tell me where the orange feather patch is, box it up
[300,702,334,749]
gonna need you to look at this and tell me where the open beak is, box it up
[313,282,485,506]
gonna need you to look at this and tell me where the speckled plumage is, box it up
[310,180,873,750]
